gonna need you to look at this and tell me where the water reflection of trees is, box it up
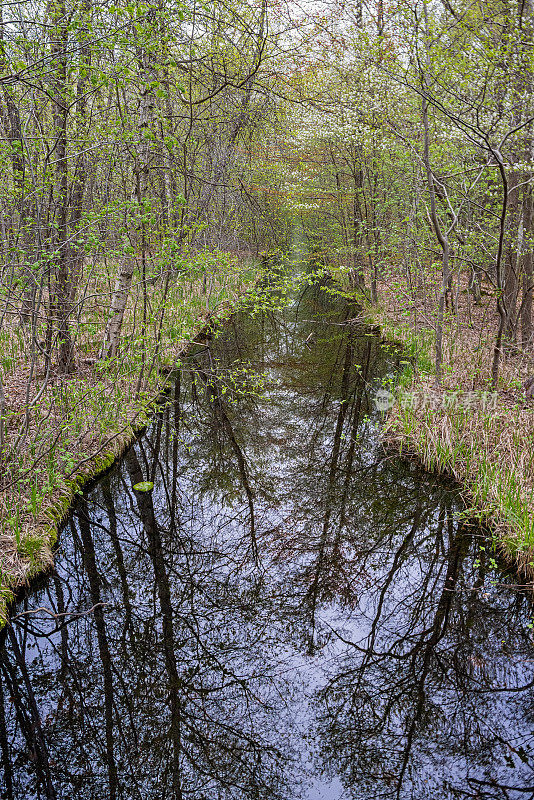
[312,505,534,799]
[1,285,534,800]
[1,475,291,799]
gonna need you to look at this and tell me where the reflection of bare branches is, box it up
[10,602,109,622]
[2,626,57,798]
[77,498,118,800]
[195,356,258,560]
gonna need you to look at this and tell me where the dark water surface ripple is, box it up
[1,279,534,800]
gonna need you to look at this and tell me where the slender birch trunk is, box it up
[101,10,157,361]
[50,0,75,373]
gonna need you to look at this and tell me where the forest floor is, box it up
[362,271,534,579]
[0,254,259,625]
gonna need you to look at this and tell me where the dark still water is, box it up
[2,278,534,800]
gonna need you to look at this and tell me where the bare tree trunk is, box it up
[350,159,367,292]
[100,252,137,359]
[521,186,533,348]
[50,0,75,373]
[422,95,452,387]
[0,5,33,325]
[0,8,24,213]
[520,0,534,349]
[101,11,157,361]
[490,156,509,388]
[503,170,520,344]
[420,0,460,386]
[67,0,91,303]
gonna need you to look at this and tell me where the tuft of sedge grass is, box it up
[384,378,534,578]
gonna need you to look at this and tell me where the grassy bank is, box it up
[356,274,534,577]
[0,253,259,625]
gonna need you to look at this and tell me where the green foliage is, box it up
[133,481,154,492]
[17,534,43,564]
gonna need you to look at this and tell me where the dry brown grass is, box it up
[361,271,534,577]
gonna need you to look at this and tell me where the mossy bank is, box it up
[0,258,260,626]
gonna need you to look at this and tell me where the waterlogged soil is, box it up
[2,279,534,800]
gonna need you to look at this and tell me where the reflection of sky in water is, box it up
[1,280,534,800]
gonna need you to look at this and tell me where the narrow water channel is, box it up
[1,276,534,800]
